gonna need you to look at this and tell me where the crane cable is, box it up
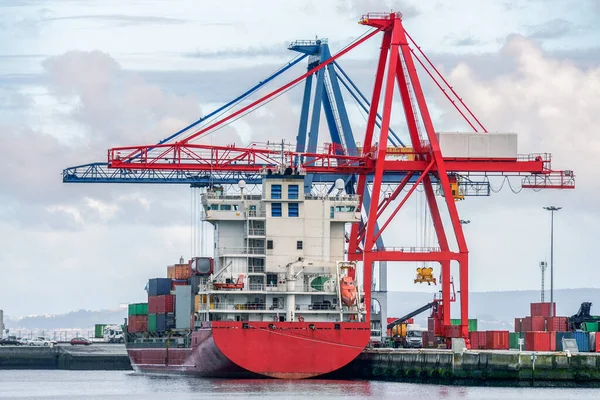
[181,27,378,144]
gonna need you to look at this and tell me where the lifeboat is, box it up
[340,276,357,307]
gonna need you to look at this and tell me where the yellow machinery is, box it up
[414,267,437,285]
[356,146,415,161]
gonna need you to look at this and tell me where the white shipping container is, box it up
[436,132,518,159]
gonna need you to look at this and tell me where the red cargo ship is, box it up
[125,174,371,378]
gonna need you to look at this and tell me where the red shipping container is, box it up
[531,316,546,331]
[444,325,462,338]
[545,316,567,332]
[148,296,159,313]
[128,315,148,333]
[386,317,413,325]
[155,294,174,313]
[486,330,509,350]
[530,302,556,317]
[387,317,397,325]
[549,331,556,351]
[596,334,600,353]
[428,317,434,332]
[406,318,414,324]
[514,318,527,333]
[469,331,486,350]
[522,317,532,332]
[525,331,552,351]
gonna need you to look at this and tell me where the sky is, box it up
[1,0,599,317]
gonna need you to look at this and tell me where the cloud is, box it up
[43,14,188,27]
[527,18,576,39]
[434,34,599,205]
[336,0,420,20]
[451,36,482,47]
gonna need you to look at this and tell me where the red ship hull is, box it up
[127,321,370,379]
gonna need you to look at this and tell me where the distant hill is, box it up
[5,308,127,330]
[4,288,600,332]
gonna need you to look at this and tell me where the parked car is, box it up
[19,338,31,346]
[28,338,52,346]
[0,336,21,346]
[70,337,91,346]
[37,337,58,346]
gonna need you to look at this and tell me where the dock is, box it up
[329,348,600,387]
[0,344,131,371]
[2,345,600,386]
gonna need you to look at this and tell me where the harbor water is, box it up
[0,370,599,399]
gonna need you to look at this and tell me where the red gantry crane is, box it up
[103,12,574,343]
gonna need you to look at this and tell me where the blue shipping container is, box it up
[155,313,176,332]
[148,278,172,297]
[573,331,590,352]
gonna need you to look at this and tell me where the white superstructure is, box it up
[195,172,363,324]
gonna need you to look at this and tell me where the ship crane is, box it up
[65,12,575,345]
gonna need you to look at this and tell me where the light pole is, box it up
[543,206,561,317]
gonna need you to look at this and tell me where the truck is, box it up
[103,324,124,343]
[389,323,425,348]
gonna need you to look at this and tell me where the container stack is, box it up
[148,278,175,332]
[127,257,214,336]
[128,303,148,333]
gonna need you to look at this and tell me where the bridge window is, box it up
[271,203,282,217]
[271,184,282,199]
[288,185,299,199]
[288,203,299,217]
[220,204,231,211]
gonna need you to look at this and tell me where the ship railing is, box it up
[248,283,265,291]
[304,284,336,293]
[198,302,267,311]
[247,228,265,236]
[218,246,266,255]
[204,193,263,201]
[304,194,360,202]
[247,265,265,273]
[248,209,266,218]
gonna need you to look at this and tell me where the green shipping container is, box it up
[94,324,107,338]
[128,303,148,316]
[582,322,598,332]
[148,314,157,332]
[450,319,478,332]
[509,332,526,349]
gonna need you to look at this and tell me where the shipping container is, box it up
[436,132,518,159]
[444,325,462,338]
[468,331,486,350]
[525,331,552,351]
[148,296,159,314]
[596,333,600,352]
[545,316,567,332]
[509,332,525,349]
[148,278,172,296]
[155,295,174,313]
[531,316,546,331]
[522,317,532,332]
[128,315,148,333]
[530,302,556,318]
[582,322,599,332]
[168,264,192,280]
[485,331,509,350]
[175,285,192,330]
[128,303,148,316]
[421,331,438,348]
[387,317,398,325]
[148,314,157,332]
[94,324,107,339]
[155,313,176,332]
[589,332,596,352]
[572,331,590,352]
[450,319,478,332]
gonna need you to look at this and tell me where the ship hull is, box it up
[126,321,370,379]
